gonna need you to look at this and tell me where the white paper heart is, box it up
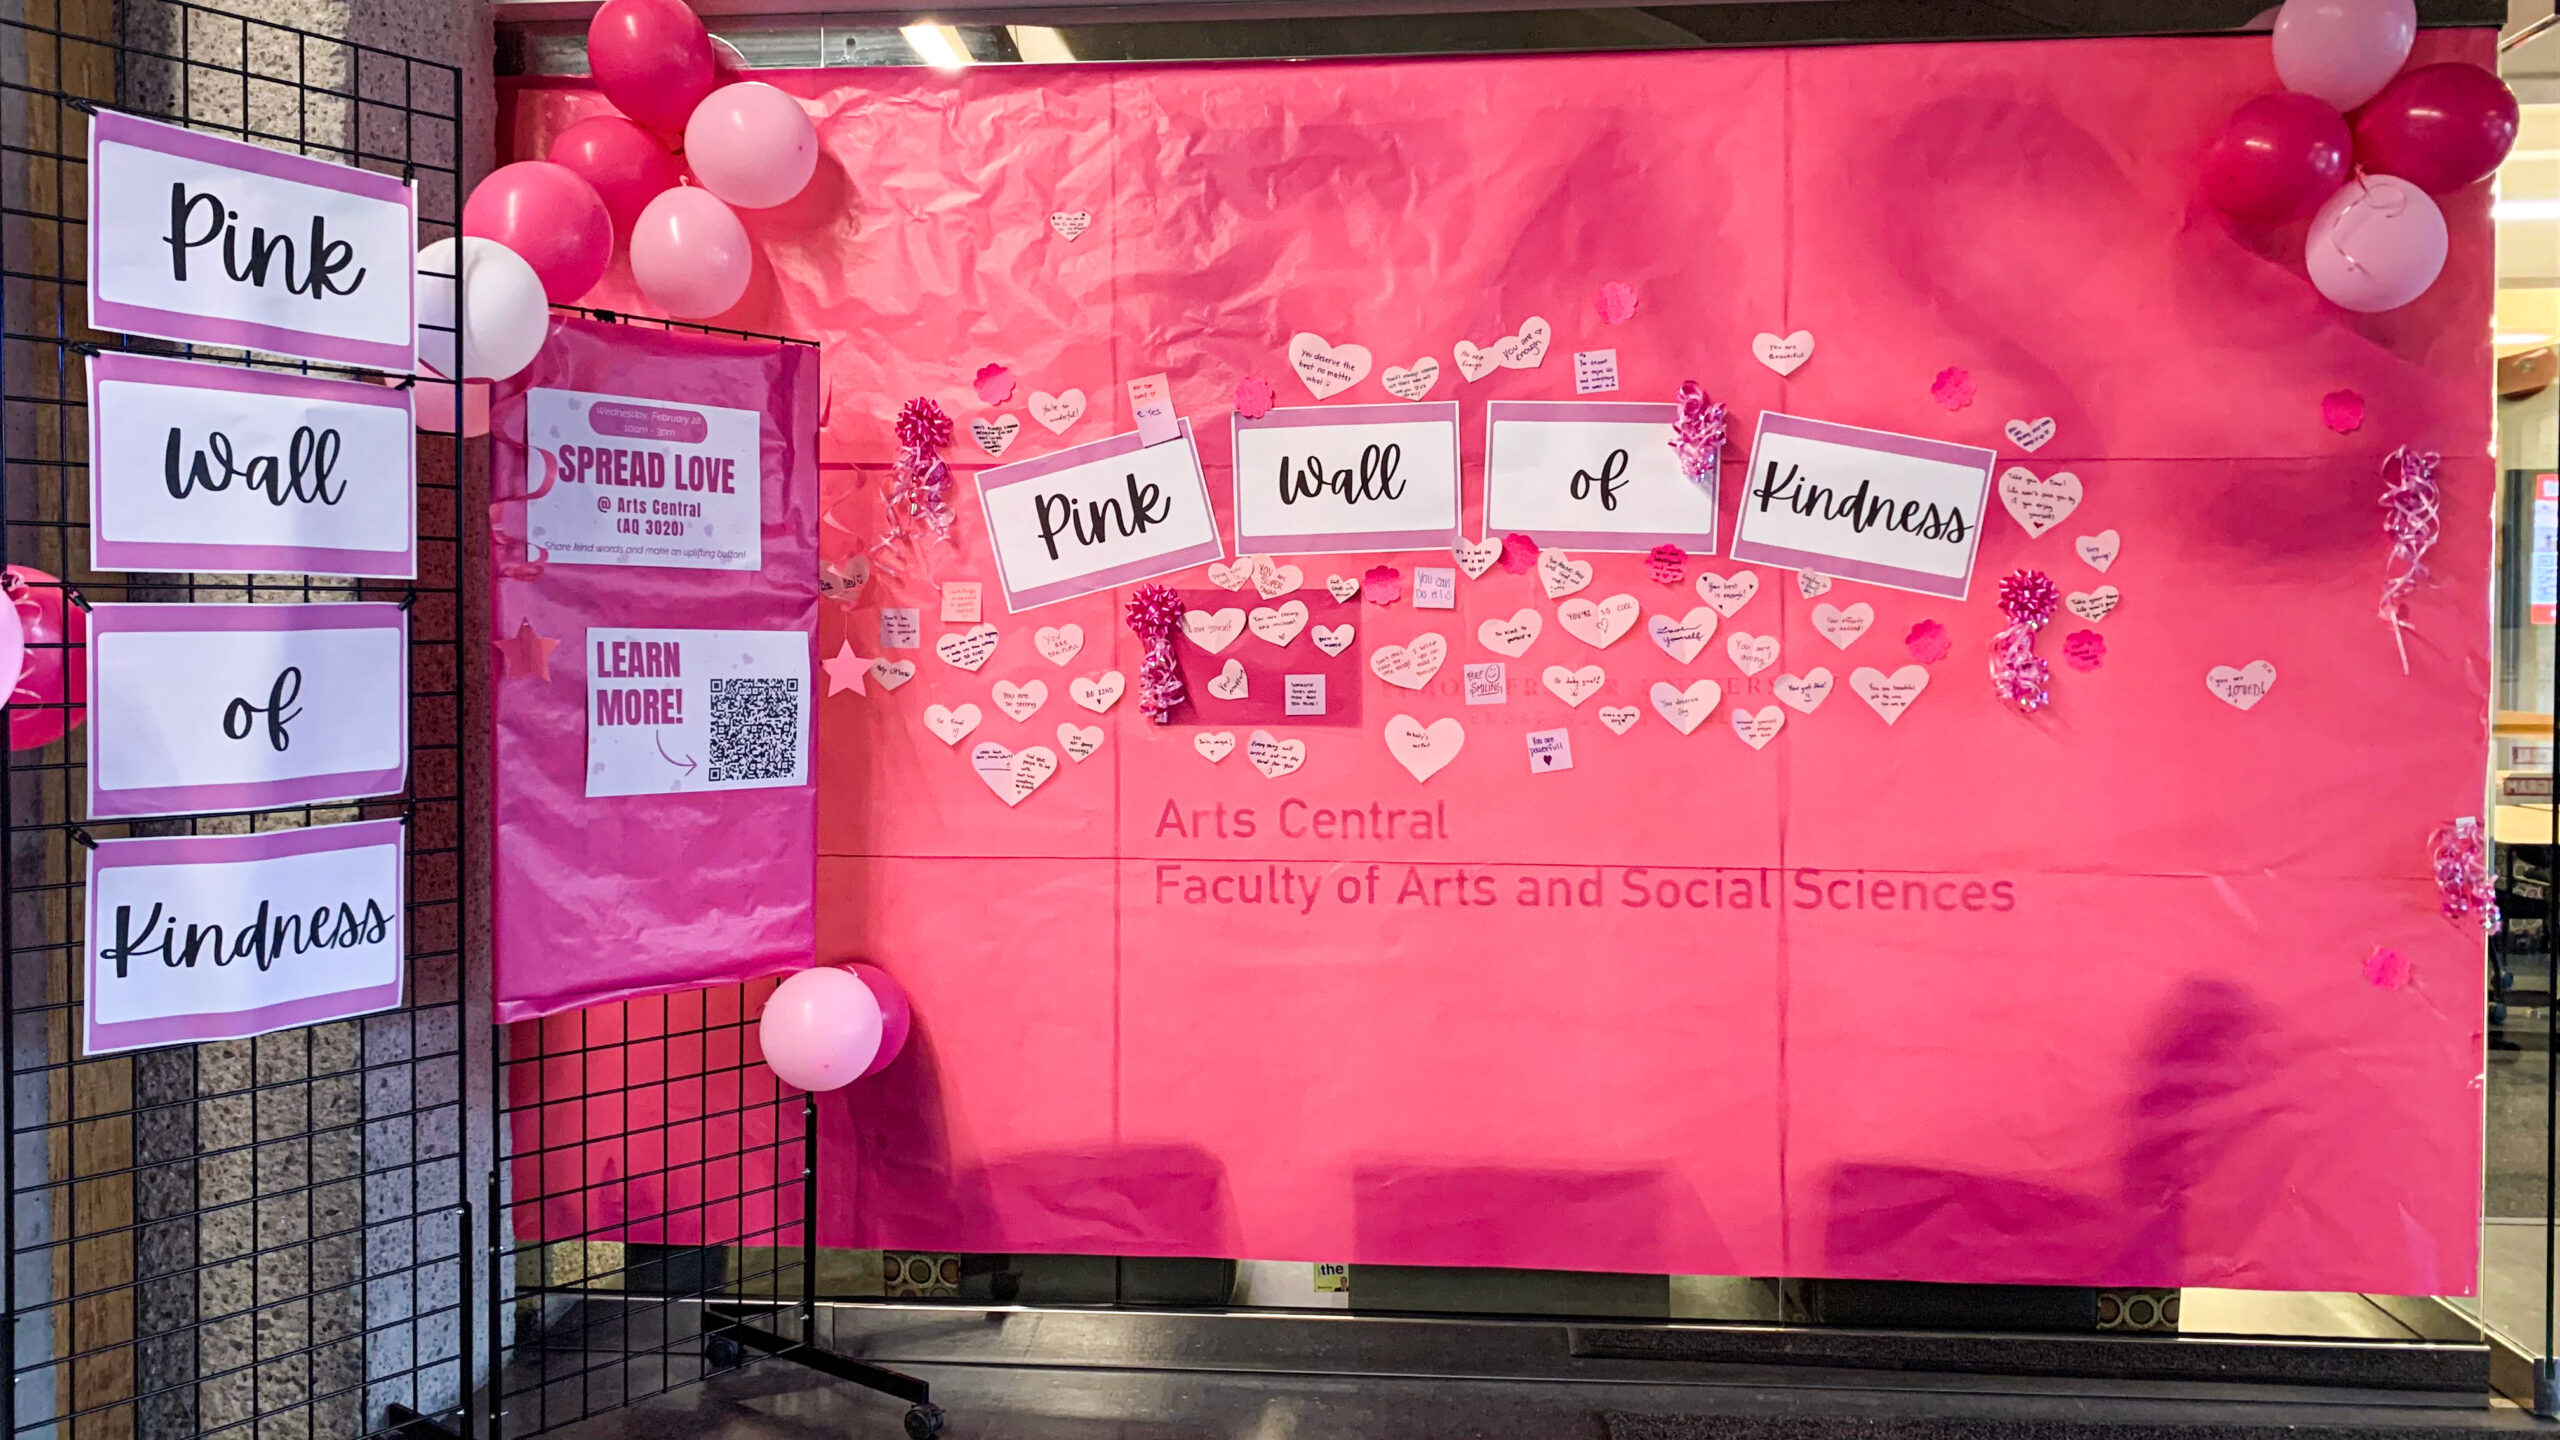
[1477,609,1542,658]
[1453,341,1498,384]
[869,658,917,691]
[1557,593,1639,649]
[1539,551,1593,599]
[1247,730,1306,779]
[924,703,983,746]
[1382,357,1441,400]
[2206,661,2277,711]
[971,741,1058,806]
[970,415,1021,457]
[2065,587,2120,623]
[1249,600,1310,647]
[1049,210,1091,241]
[936,624,1000,671]
[1193,731,1237,763]
[1998,466,2083,538]
[1774,668,1835,714]
[1288,332,1373,399]
[1452,536,1501,580]
[2005,416,2056,453]
[1726,633,1779,676]
[1597,706,1641,735]
[822,556,870,601]
[1382,713,1465,782]
[1206,658,1249,701]
[1069,671,1126,713]
[1326,574,1362,603]
[1730,705,1785,750]
[1752,330,1815,376]
[992,679,1048,722]
[1251,559,1304,599]
[1034,624,1084,666]
[1494,316,1553,370]
[1028,389,1086,434]
[1811,602,1874,650]
[1057,723,1103,762]
[1541,664,1606,708]
[1311,623,1354,658]
[1206,559,1255,591]
[1850,665,1930,725]
[1695,571,1759,618]
[1182,608,1246,653]
[1648,608,1718,664]
[1650,679,1721,735]
[2075,530,2121,573]
[1369,633,1448,690]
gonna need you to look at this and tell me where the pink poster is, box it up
[501,29,2495,1292]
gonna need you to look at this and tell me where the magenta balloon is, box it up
[758,968,884,1093]
[2352,62,2520,194]
[2272,0,2415,110]
[2203,93,2352,224]
[5,566,85,752]
[2304,174,2448,312]
[684,82,819,210]
[629,185,752,318]
[463,161,612,304]
[546,114,685,235]
[846,963,912,1078]
[586,0,719,133]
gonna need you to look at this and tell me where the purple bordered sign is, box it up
[1482,400,1720,554]
[1230,401,1462,556]
[85,602,410,819]
[974,420,1225,612]
[1728,412,1996,601]
[84,818,405,1055]
[87,108,417,371]
[88,351,418,578]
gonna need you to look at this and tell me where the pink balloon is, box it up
[629,186,752,318]
[463,161,612,304]
[546,114,684,236]
[2352,63,2519,194]
[586,0,719,134]
[684,82,818,210]
[758,967,884,1093]
[2272,0,2415,111]
[2202,93,2351,224]
[845,963,912,1077]
[5,567,85,752]
[2304,174,2448,313]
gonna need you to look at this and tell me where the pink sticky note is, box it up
[1129,372,1179,445]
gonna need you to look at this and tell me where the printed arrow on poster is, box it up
[655,731,698,777]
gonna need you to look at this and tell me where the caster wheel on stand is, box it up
[703,1334,745,1371]
[903,1402,945,1439]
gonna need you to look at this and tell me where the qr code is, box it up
[708,676,803,783]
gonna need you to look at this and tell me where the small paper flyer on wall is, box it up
[524,388,765,570]
[584,627,811,797]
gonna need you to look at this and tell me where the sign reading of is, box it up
[1482,401,1718,553]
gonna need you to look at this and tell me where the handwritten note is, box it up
[879,609,921,650]
[1573,349,1620,395]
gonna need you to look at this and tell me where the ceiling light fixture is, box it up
[900,23,973,71]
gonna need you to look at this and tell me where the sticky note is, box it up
[1285,674,1327,716]
[1128,372,1180,446]
[1528,728,1574,773]
[1465,662,1507,705]
[939,581,983,624]
[1573,349,1620,395]
[1412,567,1457,610]
[879,608,921,650]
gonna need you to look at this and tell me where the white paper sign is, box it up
[1728,412,1997,600]
[86,603,408,819]
[974,421,1224,611]
[85,819,406,1055]
[87,110,416,371]
[525,388,764,571]
[1483,401,1718,554]
[1230,403,1461,556]
[585,627,811,798]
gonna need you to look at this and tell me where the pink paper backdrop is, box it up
[500,28,2496,1292]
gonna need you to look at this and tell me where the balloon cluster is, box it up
[414,0,821,387]
[757,963,913,1093]
[2203,0,2517,313]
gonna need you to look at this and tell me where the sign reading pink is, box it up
[85,819,405,1055]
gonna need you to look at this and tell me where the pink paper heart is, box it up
[1499,533,1540,575]
[1363,565,1404,605]
[1903,618,1951,664]
[1929,365,1975,412]
[1235,376,1275,419]
[974,363,1015,405]
[1594,281,1638,326]
[2320,388,2365,435]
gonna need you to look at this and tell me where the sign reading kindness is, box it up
[88,109,415,371]
[1230,403,1461,555]
[84,819,405,1055]
[976,421,1224,611]
[1483,401,1719,553]
[1729,412,1996,599]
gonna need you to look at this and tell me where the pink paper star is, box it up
[821,640,872,697]
[492,620,560,682]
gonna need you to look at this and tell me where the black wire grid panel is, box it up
[0,3,470,1439]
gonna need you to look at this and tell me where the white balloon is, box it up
[2304,175,2447,313]
[413,236,551,382]
[2271,0,2416,111]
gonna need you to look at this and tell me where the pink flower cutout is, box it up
[2321,388,2365,435]
[1930,366,1976,412]
[2363,946,2412,990]
[2063,628,2105,672]
[1594,282,1639,326]
[1363,565,1404,605]
[973,363,1015,405]
[1499,533,1541,575]
[1235,376,1275,419]
[1648,544,1687,586]
[1903,619,1951,664]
